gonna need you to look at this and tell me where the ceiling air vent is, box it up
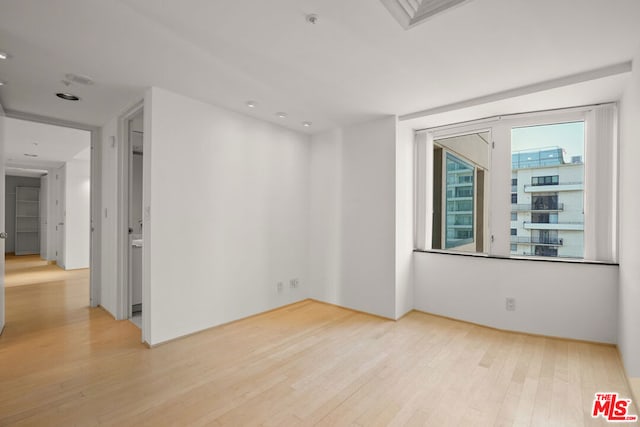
[379,0,473,30]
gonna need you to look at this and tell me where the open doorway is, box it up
[127,110,144,328]
[2,117,92,331]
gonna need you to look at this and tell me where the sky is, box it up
[511,121,584,160]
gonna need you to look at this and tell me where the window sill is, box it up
[413,249,619,266]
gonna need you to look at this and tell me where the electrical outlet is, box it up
[506,297,516,311]
[277,282,283,293]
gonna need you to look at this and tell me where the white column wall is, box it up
[45,169,58,262]
[146,87,310,345]
[39,175,48,259]
[63,147,91,270]
[618,50,640,400]
[99,117,119,317]
[0,104,5,332]
[309,116,398,319]
[309,129,343,304]
[396,124,414,318]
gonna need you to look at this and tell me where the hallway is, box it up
[0,254,141,425]
[2,255,93,338]
[5,254,87,288]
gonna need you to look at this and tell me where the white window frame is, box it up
[414,103,618,263]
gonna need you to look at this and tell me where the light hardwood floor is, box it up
[4,254,88,288]
[0,256,636,426]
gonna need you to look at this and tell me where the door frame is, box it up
[116,101,143,323]
[3,109,101,307]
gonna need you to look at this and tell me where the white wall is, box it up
[0,104,5,333]
[63,147,91,270]
[99,117,119,317]
[309,129,343,304]
[618,50,640,398]
[40,175,48,259]
[414,252,618,343]
[45,169,58,262]
[309,117,397,319]
[396,124,414,318]
[54,165,65,268]
[145,87,310,345]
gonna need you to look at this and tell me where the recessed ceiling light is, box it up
[247,101,257,108]
[56,92,80,101]
[0,52,8,60]
[306,14,319,24]
[276,112,287,118]
[0,81,5,86]
[24,153,38,158]
[302,121,312,127]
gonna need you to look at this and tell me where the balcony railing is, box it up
[524,182,583,192]
[523,221,584,231]
[511,203,564,212]
[510,236,564,246]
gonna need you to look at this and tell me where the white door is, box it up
[0,109,6,333]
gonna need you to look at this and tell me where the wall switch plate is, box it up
[506,297,516,311]
[290,279,299,289]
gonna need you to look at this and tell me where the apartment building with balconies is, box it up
[510,147,584,258]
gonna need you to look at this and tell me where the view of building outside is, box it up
[511,122,584,258]
[445,153,474,249]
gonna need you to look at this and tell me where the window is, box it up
[513,122,583,259]
[429,132,489,253]
[445,153,475,249]
[531,175,559,186]
[531,212,559,224]
[532,230,559,245]
[415,103,618,262]
[532,194,559,210]
[510,228,517,236]
[535,246,558,257]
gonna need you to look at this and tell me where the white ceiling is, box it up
[4,117,91,170]
[0,0,639,133]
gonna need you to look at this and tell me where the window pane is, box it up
[511,122,584,259]
[431,132,489,253]
[445,153,474,249]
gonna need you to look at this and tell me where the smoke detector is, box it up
[379,0,473,30]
